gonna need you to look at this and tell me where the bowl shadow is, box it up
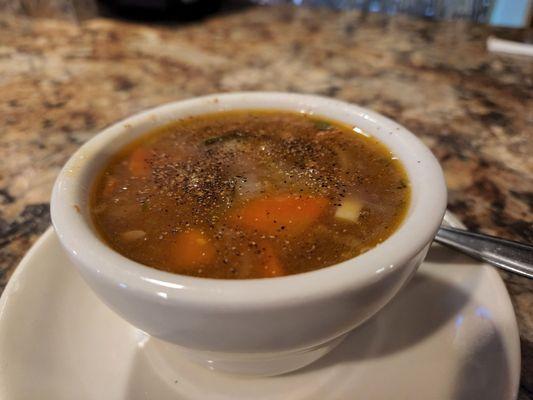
[287,271,471,375]
[424,242,477,265]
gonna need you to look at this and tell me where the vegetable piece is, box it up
[128,147,151,177]
[121,230,146,241]
[257,242,285,278]
[102,176,118,197]
[233,194,328,235]
[334,197,363,223]
[170,229,216,269]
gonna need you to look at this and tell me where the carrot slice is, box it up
[257,242,285,278]
[233,194,329,235]
[128,147,152,177]
[170,229,216,270]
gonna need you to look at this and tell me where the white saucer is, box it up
[0,214,520,400]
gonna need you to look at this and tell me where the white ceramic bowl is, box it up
[51,92,447,376]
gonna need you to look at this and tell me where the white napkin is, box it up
[487,37,533,57]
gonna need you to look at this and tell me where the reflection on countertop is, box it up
[0,5,531,398]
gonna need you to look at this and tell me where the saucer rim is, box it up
[0,216,521,399]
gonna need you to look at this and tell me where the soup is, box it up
[91,110,410,279]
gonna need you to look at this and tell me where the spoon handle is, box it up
[435,226,533,279]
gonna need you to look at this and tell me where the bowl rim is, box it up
[51,92,447,307]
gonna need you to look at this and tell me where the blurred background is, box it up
[0,0,531,27]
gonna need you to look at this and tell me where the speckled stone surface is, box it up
[0,6,532,397]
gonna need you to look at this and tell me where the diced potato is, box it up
[335,197,363,223]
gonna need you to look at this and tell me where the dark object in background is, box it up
[251,0,496,24]
[99,0,223,21]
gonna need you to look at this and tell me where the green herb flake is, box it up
[204,136,224,145]
[204,131,244,146]
[397,179,408,189]
[313,119,332,131]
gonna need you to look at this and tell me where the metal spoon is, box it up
[435,226,533,279]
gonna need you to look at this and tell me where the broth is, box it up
[91,110,410,279]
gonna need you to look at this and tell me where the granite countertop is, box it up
[0,5,531,397]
